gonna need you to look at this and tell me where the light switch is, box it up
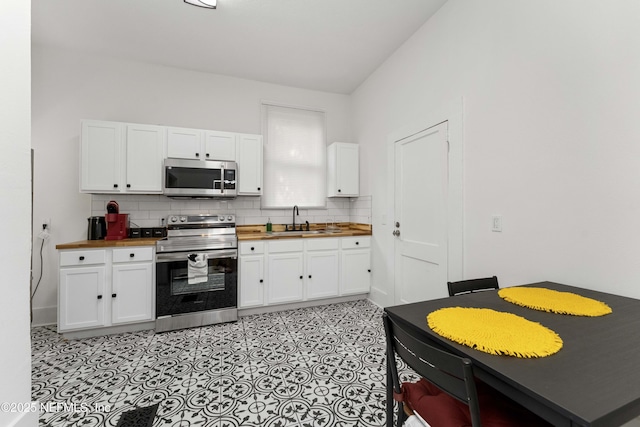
[492,215,502,232]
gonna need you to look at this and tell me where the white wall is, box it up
[0,1,37,426]
[353,0,640,306]
[30,46,352,324]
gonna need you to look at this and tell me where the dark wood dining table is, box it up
[384,281,640,427]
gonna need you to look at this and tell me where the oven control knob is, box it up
[180,216,187,222]
[170,216,178,223]
[227,215,233,221]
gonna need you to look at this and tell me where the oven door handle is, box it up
[156,249,238,263]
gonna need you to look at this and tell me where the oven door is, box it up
[156,249,237,317]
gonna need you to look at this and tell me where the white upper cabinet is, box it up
[205,131,237,161]
[327,142,359,197]
[166,127,203,160]
[167,127,237,161]
[80,120,122,192]
[82,120,263,195]
[125,124,165,192]
[237,133,263,195]
[80,120,164,194]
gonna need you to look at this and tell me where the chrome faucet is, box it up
[290,205,299,231]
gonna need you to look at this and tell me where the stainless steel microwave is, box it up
[163,158,237,198]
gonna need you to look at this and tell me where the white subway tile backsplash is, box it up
[138,201,172,211]
[91,194,372,226]
[353,200,372,209]
[128,213,150,223]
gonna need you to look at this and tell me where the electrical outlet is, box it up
[42,218,51,230]
[492,215,502,232]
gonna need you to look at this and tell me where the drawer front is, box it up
[268,239,304,253]
[306,238,339,251]
[341,237,371,250]
[113,247,153,263]
[60,250,106,267]
[240,241,265,255]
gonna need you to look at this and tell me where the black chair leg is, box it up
[396,402,407,427]
[386,360,394,427]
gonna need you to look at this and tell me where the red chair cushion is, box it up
[402,379,552,427]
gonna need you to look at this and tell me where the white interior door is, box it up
[394,122,449,304]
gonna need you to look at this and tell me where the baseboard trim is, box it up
[30,306,56,327]
[60,321,156,340]
[238,294,368,317]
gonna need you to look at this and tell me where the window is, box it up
[261,103,326,208]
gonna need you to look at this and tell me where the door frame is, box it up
[386,98,464,304]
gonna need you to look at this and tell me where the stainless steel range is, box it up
[155,214,237,333]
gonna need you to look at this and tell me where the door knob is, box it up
[393,230,400,237]
[395,222,400,228]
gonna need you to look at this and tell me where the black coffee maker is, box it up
[87,216,106,240]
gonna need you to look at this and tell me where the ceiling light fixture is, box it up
[184,0,216,9]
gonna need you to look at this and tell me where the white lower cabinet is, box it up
[340,237,371,295]
[111,247,154,324]
[267,240,305,305]
[306,238,340,300]
[239,242,265,308]
[58,246,154,333]
[59,264,107,331]
[238,236,369,310]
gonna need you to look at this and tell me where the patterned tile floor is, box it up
[31,299,416,426]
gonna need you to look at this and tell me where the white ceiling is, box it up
[31,0,446,94]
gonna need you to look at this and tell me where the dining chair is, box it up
[447,276,499,297]
[383,312,552,427]
[383,312,481,427]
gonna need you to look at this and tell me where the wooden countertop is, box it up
[237,222,372,241]
[57,223,372,247]
[56,238,162,250]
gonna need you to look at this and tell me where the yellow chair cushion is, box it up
[499,287,612,317]
[427,307,562,358]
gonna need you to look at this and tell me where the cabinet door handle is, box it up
[368,269,371,273]
[299,276,303,279]
[308,275,312,279]
[338,189,342,193]
[129,253,135,258]
[126,184,131,188]
[355,241,359,245]
[257,187,261,191]
[79,256,85,261]
[195,152,200,157]
[112,293,117,298]
[206,153,210,158]
[97,295,102,299]
[259,279,263,283]
[113,184,118,188]
[251,247,255,251]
